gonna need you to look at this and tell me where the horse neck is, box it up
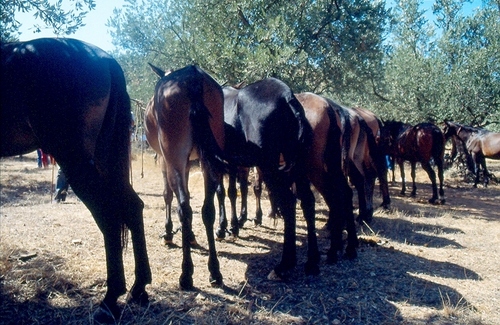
[456,127,475,144]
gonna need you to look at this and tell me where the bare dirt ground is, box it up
[1,149,499,325]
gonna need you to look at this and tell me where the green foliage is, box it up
[4,0,499,132]
[0,0,95,42]
[109,0,390,105]
[378,0,499,131]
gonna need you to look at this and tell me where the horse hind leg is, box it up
[480,158,489,187]
[237,167,249,228]
[294,174,320,276]
[398,160,406,196]
[435,157,446,204]
[421,161,439,203]
[162,169,176,245]
[410,161,418,197]
[201,173,224,287]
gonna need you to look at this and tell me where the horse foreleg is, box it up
[202,175,223,286]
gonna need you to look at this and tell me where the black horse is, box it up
[1,38,151,322]
[381,121,446,204]
[217,78,322,278]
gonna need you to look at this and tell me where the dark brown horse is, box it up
[381,121,446,204]
[1,38,151,322]
[443,121,500,187]
[146,64,226,290]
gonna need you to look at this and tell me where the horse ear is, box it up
[233,81,246,89]
[148,63,166,78]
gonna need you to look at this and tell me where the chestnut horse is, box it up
[1,38,151,322]
[381,121,446,204]
[443,121,500,187]
[338,105,390,223]
[146,64,226,290]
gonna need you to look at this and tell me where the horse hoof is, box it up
[326,252,338,264]
[93,304,119,324]
[209,274,224,287]
[238,218,247,228]
[215,229,225,240]
[253,219,262,226]
[440,199,446,204]
[304,262,320,276]
[428,198,437,204]
[344,247,357,260]
[179,277,194,291]
[128,290,149,306]
[267,269,283,281]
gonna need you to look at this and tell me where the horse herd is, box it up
[2,38,499,323]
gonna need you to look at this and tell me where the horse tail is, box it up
[187,66,226,180]
[106,57,134,248]
[324,107,343,172]
[431,126,446,163]
[360,118,388,178]
[335,104,352,177]
[291,95,313,151]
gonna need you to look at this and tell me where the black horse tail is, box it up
[187,66,226,181]
[431,126,446,164]
[359,118,387,177]
[324,107,343,173]
[332,102,352,177]
[359,117,391,206]
[277,94,313,173]
[106,57,134,248]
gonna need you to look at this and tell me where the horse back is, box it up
[233,78,311,169]
[480,132,500,159]
[412,123,445,162]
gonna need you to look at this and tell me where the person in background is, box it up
[54,167,70,202]
[37,148,51,168]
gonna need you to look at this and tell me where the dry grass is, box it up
[1,151,499,324]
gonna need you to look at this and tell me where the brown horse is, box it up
[146,64,226,290]
[1,38,151,322]
[443,121,500,187]
[381,121,446,204]
[340,105,391,222]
